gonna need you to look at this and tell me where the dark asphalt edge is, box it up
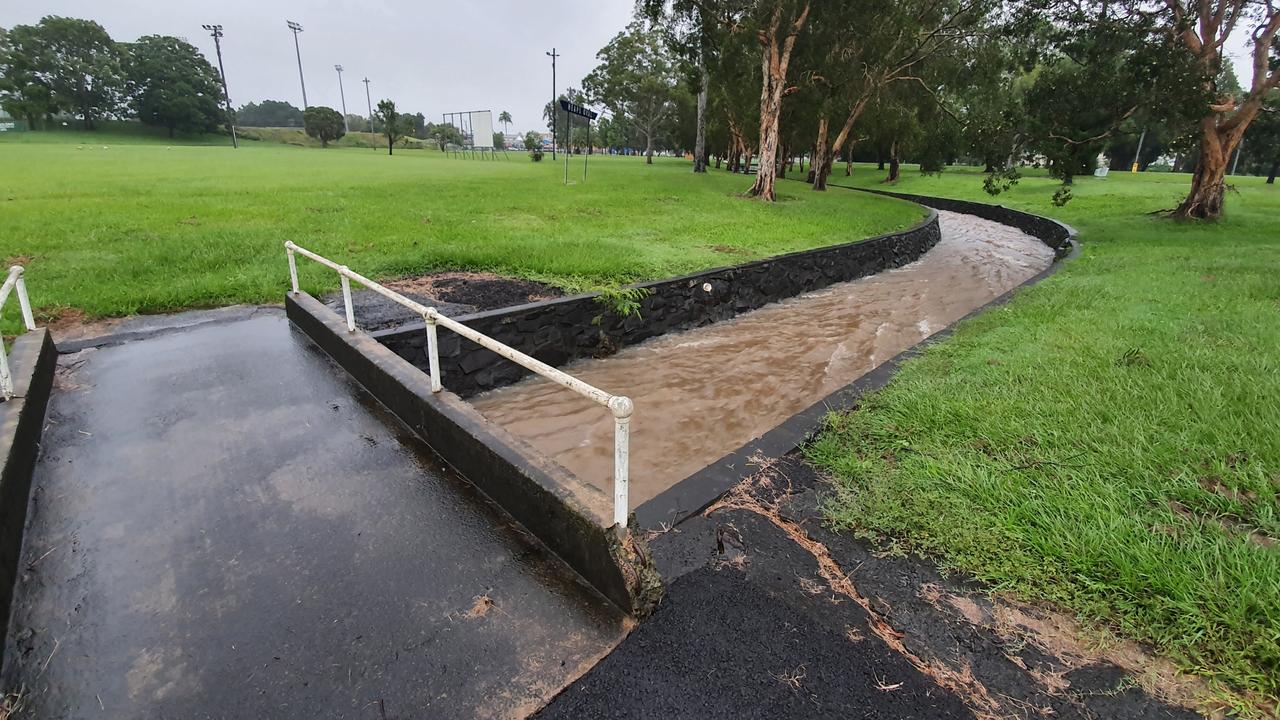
[635,191,1081,531]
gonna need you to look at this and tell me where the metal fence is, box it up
[284,242,634,528]
[1,266,37,400]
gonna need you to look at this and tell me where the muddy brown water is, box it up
[471,211,1056,509]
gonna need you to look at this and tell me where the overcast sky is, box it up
[0,1,636,133]
[0,1,1261,130]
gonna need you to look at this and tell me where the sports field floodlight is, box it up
[362,77,373,131]
[287,20,307,109]
[546,48,559,160]
[334,64,348,132]
[201,24,238,149]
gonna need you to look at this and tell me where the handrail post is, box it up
[608,396,633,532]
[424,309,442,393]
[339,267,355,333]
[0,342,12,400]
[286,244,299,295]
[12,267,34,331]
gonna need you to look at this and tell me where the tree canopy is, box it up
[303,106,345,147]
[125,35,223,137]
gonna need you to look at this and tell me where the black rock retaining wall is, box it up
[374,207,941,398]
[857,188,1076,257]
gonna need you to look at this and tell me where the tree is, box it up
[236,100,304,127]
[124,35,223,137]
[498,110,512,135]
[425,121,465,151]
[493,131,506,149]
[584,21,682,164]
[373,99,403,155]
[1243,93,1280,183]
[22,16,125,129]
[1162,0,1280,217]
[0,24,58,128]
[745,0,812,200]
[523,130,542,151]
[303,105,345,147]
[642,0,726,172]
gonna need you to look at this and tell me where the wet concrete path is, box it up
[2,312,626,719]
[472,211,1056,506]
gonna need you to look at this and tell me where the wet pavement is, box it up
[472,211,1056,506]
[2,312,627,719]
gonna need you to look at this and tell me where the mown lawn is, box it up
[0,130,922,334]
[806,164,1280,712]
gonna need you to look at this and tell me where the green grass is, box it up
[807,164,1280,711]
[0,130,921,334]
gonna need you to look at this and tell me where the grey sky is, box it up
[0,1,636,133]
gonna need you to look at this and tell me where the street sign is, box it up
[558,100,598,121]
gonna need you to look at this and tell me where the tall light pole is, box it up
[546,48,559,160]
[362,77,373,131]
[334,64,348,131]
[286,20,307,109]
[201,24,237,149]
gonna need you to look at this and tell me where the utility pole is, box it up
[1130,128,1146,172]
[1231,138,1244,175]
[362,77,373,131]
[286,20,307,108]
[545,48,559,160]
[201,24,238,149]
[335,65,348,131]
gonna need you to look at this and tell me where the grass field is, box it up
[806,165,1280,712]
[0,130,921,334]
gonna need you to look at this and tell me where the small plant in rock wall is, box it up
[592,286,649,323]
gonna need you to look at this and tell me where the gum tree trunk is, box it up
[694,65,709,173]
[811,116,830,189]
[1267,157,1278,184]
[748,2,811,201]
[884,139,900,182]
[1173,111,1258,219]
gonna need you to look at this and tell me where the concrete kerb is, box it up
[284,293,662,616]
[635,191,1079,529]
[0,329,57,658]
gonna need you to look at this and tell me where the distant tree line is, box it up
[579,0,1279,217]
[0,16,227,137]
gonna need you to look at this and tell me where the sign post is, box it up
[559,99,598,185]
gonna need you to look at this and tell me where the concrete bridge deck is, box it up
[1,311,626,719]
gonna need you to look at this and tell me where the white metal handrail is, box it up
[1,265,38,400]
[284,242,634,529]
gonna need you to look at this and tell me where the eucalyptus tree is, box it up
[583,22,681,163]
[806,0,992,191]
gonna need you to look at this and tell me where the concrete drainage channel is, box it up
[0,192,1079,717]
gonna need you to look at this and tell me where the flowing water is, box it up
[471,211,1056,506]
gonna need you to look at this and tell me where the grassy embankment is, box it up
[0,130,921,334]
[806,164,1279,713]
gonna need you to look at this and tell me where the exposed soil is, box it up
[326,271,563,333]
[386,271,562,312]
[543,453,1216,719]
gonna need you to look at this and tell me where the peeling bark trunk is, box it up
[884,139,900,183]
[811,116,830,190]
[1173,113,1255,219]
[694,64,709,173]
[813,96,870,191]
[747,2,811,201]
